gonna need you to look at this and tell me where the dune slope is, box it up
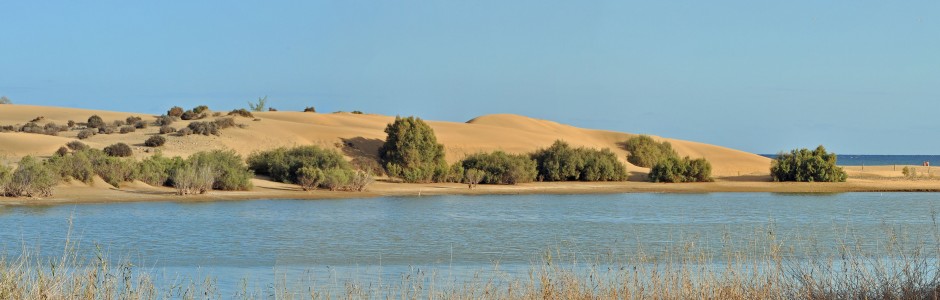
[0,105,770,177]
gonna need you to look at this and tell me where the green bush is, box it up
[145,135,166,147]
[87,115,106,129]
[247,146,350,183]
[464,168,485,189]
[459,151,537,185]
[648,156,713,183]
[187,150,253,191]
[248,96,267,112]
[379,116,448,183]
[770,146,847,182]
[321,168,354,191]
[0,164,11,194]
[531,140,628,182]
[5,156,59,197]
[104,143,133,157]
[623,135,678,168]
[296,166,324,191]
[172,163,214,195]
[137,154,185,187]
[303,106,316,113]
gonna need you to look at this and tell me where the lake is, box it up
[1,193,939,295]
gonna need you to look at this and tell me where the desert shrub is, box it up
[459,151,537,185]
[67,120,76,127]
[379,116,448,183]
[77,129,96,139]
[19,123,42,134]
[247,145,350,183]
[87,115,106,128]
[136,155,185,187]
[0,96,10,104]
[112,120,125,127]
[187,121,220,136]
[0,125,16,132]
[623,135,678,168]
[464,168,485,189]
[351,110,364,114]
[177,127,193,136]
[145,135,166,147]
[126,116,142,124]
[192,105,209,114]
[119,125,136,134]
[321,168,354,191]
[212,112,222,117]
[44,122,66,133]
[531,140,628,182]
[902,166,918,180]
[770,145,847,182]
[155,115,176,126]
[180,110,197,120]
[296,166,324,191]
[187,150,253,191]
[159,125,176,134]
[248,96,267,112]
[167,106,184,117]
[213,117,236,129]
[134,120,148,129]
[104,143,133,157]
[66,140,89,151]
[648,156,713,183]
[98,126,116,134]
[5,156,58,197]
[55,147,69,156]
[349,170,374,191]
[303,106,316,113]
[268,107,278,111]
[228,108,255,118]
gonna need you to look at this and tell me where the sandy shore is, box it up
[2,173,939,206]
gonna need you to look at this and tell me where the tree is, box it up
[379,116,448,183]
[770,145,847,182]
[531,140,628,181]
[464,168,485,189]
[248,96,268,112]
[0,96,11,104]
[623,135,678,168]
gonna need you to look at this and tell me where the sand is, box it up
[0,104,935,205]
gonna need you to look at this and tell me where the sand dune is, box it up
[0,104,771,177]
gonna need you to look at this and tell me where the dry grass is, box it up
[1,219,939,299]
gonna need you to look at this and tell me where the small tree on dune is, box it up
[248,96,268,112]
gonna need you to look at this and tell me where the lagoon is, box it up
[1,193,939,296]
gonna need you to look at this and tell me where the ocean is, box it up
[760,154,940,166]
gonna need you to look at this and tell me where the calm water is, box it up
[1,193,939,293]
[761,154,940,166]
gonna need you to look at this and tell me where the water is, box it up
[1,193,939,294]
[761,154,940,166]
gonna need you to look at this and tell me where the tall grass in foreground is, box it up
[1,221,939,299]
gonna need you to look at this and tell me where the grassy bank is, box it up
[2,222,939,299]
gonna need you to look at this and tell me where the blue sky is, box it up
[1,1,937,154]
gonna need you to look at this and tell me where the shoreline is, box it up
[3,175,940,206]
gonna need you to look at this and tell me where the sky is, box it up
[1,1,937,154]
